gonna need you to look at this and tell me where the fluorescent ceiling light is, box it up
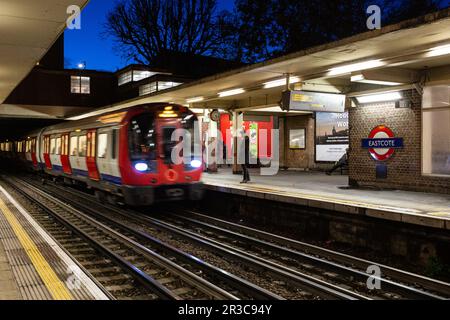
[328,60,385,76]
[186,96,204,103]
[218,88,245,97]
[263,77,301,89]
[356,92,402,104]
[351,74,402,86]
[427,44,450,57]
[189,108,206,114]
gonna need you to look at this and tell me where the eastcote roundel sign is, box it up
[361,126,404,161]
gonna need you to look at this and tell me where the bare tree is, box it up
[105,0,224,65]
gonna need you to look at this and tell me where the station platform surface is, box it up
[0,184,109,300]
[202,169,450,230]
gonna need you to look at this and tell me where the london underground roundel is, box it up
[362,126,404,161]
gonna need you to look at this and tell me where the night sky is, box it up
[64,0,235,71]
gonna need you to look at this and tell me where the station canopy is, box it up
[69,9,450,120]
[0,0,89,104]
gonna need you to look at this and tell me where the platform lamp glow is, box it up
[356,91,403,104]
[218,88,245,98]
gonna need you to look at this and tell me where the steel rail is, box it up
[8,178,236,300]
[33,180,282,300]
[166,210,447,300]
[178,209,450,299]
[34,178,363,300]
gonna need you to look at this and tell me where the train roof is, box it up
[42,103,187,135]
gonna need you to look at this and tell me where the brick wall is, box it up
[281,115,316,169]
[349,89,450,194]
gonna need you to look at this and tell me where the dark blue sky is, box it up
[65,0,235,71]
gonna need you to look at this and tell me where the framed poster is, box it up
[289,129,306,149]
[249,123,258,159]
[315,112,349,162]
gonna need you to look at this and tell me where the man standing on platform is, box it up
[241,130,251,183]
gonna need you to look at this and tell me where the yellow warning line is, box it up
[0,197,73,300]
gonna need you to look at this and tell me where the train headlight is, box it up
[190,160,202,168]
[134,162,149,172]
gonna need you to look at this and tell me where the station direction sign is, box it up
[281,90,346,113]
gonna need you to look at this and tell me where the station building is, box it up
[1,7,450,196]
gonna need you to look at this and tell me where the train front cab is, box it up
[119,106,204,206]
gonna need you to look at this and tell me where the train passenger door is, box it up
[60,134,72,175]
[31,138,38,167]
[86,130,100,181]
[96,129,121,184]
[156,118,184,184]
[43,136,52,170]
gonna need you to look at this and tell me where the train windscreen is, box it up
[128,113,157,161]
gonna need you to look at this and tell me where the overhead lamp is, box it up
[189,108,205,114]
[351,74,402,86]
[218,88,245,98]
[328,59,385,76]
[263,77,301,89]
[427,44,450,57]
[186,96,204,103]
[356,91,403,104]
[77,61,86,70]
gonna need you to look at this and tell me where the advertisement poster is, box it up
[249,123,258,159]
[315,112,349,162]
[289,129,306,149]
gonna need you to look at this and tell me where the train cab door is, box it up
[156,118,184,185]
[31,138,38,168]
[60,134,72,175]
[86,130,100,181]
[43,136,52,170]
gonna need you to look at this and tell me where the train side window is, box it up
[70,136,78,156]
[98,133,108,159]
[50,138,56,154]
[78,136,87,157]
[111,129,117,159]
[56,137,61,155]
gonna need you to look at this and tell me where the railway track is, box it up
[2,176,239,300]
[21,176,361,300]
[12,174,450,300]
[162,209,450,300]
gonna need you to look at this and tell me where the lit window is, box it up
[78,135,87,157]
[70,136,78,156]
[71,76,90,94]
[133,70,154,82]
[118,71,132,86]
[158,81,182,91]
[56,138,61,155]
[423,85,450,176]
[98,133,108,158]
[50,138,56,154]
[139,82,158,96]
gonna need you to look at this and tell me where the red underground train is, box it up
[1,104,204,206]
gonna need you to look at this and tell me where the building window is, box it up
[133,70,154,82]
[158,81,182,91]
[139,81,183,96]
[139,82,158,96]
[71,76,90,94]
[118,71,132,86]
[423,85,450,176]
